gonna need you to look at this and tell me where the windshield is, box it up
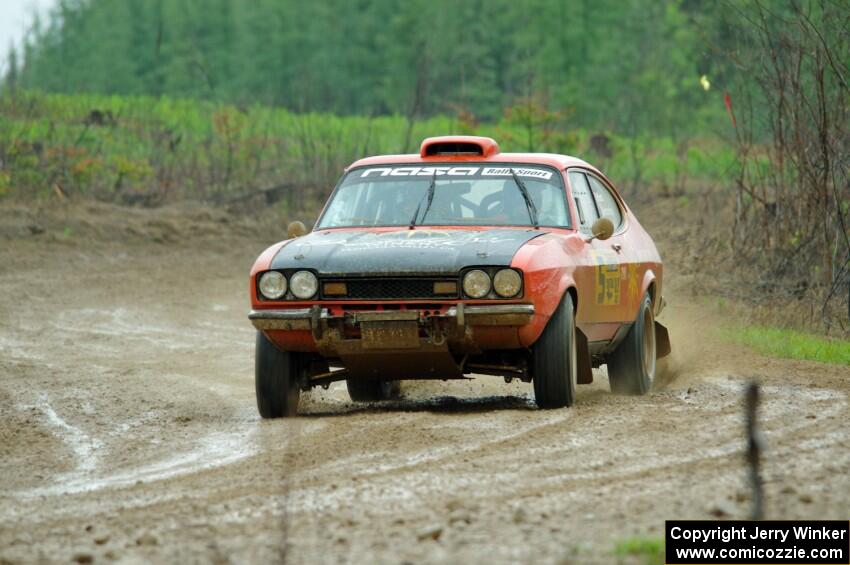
[317,164,570,229]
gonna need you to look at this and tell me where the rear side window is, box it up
[588,175,623,228]
[568,171,598,234]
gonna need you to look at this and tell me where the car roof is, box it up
[347,152,598,172]
[345,135,602,175]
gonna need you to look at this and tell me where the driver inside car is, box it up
[477,180,529,224]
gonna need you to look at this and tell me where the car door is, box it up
[565,170,616,341]
[586,172,639,322]
[566,170,633,341]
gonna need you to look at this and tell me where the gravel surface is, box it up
[1,202,847,564]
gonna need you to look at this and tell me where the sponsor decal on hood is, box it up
[270,229,545,276]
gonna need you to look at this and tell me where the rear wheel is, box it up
[255,331,303,418]
[532,292,577,408]
[346,379,400,402]
[607,293,656,395]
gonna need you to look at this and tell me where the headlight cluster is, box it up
[462,268,522,299]
[462,269,491,298]
[258,271,286,299]
[493,269,522,297]
[258,270,317,300]
[289,271,318,299]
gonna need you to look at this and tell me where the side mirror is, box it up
[590,217,615,241]
[287,220,307,239]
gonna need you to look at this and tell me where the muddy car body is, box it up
[249,136,670,417]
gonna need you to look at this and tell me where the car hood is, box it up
[270,228,545,276]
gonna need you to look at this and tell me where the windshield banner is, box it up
[358,166,554,181]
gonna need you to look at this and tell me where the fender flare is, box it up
[517,271,576,348]
[638,268,671,359]
[640,268,658,310]
[528,270,578,321]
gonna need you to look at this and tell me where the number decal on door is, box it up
[590,250,621,305]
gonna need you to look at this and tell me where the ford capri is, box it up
[248,136,670,417]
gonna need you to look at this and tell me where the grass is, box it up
[729,325,850,366]
[614,537,664,564]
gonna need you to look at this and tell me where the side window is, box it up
[568,171,598,233]
[588,175,623,228]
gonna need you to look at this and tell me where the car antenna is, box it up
[409,169,438,230]
[510,168,539,229]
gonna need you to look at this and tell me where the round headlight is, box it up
[462,269,491,299]
[290,270,318,299]
[493,269,522,297]
[258,271,287,299]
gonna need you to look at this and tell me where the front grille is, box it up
[321,277,458,300]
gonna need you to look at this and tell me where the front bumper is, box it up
[248,303,534,332]
[250,304,534,379]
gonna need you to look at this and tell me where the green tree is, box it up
[10,0,723,138]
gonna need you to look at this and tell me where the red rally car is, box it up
[248,136,670,417]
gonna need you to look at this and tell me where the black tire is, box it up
[346,379,400,402]
[532,292,577,408]
[607,293,656,395]
[255,331,303,418]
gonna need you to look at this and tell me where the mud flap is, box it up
[576,328,593,384]
[655,321,671,359]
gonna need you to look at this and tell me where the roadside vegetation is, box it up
[0,90,734,206]
[613,536,664,565]
[728,326,850,366]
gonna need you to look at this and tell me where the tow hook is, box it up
[310,304,323,340]
[428,318,447,346]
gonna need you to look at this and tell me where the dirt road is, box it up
[1,202,848,564]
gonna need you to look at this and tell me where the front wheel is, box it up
[607,293,656,395]
[255,331,303,418]
[532,292,577,408]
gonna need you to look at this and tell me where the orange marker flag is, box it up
[724,91,737,128]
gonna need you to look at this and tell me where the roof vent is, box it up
[420,136,500,158]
